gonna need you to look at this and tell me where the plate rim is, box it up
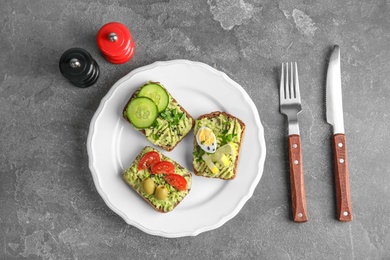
[87,59,266,237]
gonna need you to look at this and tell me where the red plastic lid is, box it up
[97,22,135,64]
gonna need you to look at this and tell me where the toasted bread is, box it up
[192,111,245,180]
[123,81,194,151]
[122,146,192,213]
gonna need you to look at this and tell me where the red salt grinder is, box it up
[97,22,135,64]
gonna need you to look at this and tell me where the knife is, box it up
[326,45,352,222]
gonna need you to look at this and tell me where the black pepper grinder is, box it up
[59,48,100,88]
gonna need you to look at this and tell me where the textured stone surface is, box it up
[1,0,390,259]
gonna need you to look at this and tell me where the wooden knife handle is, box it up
[288,135,308,222]
[333,134,353,221]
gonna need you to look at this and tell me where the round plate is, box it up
[87,60,266,237]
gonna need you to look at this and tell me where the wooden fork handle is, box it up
[332,134,352,222]
[288,135,308,222]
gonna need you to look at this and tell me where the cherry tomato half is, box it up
[164,174,187,191]
[137,151,160,171]
[150,161,175,174]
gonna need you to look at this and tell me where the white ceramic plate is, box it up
[87,60,266,237]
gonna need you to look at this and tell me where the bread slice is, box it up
[123,81,194,151]
[192,112,245,180]
[122,146,192,213]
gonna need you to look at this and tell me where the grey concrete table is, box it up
[1,0,389,259]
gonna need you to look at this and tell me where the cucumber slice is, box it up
[125,97,158,128]
[137,83,169,112]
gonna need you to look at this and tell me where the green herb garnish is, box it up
[218,127,237,146]
[193,146,205,162]
[160,109,184,126]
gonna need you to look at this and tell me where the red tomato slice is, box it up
[137,151,160,171]
[150,161,175,174]
[164,174,187,191]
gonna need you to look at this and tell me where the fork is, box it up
[279,62,308,222]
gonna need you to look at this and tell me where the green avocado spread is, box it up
[144,102,193,148]
[193,113,243,180]
[123,146,192,212]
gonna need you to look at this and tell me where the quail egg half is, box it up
[196,126,217,153]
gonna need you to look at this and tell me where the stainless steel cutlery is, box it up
[279,62,308,223]
[326,45,352,222]
[279,46,352,222]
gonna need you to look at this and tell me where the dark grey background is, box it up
[1,0,389,259]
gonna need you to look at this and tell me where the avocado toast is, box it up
[123,146,192,213]
[192,112,245,180]
[123,81,195,151]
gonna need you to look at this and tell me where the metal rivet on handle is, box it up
[339,158,344,163]
[294,160,298,165]
[298,213,303,218]
[292,144,297,148]
[338,142,343,147]
[343,211,349,216]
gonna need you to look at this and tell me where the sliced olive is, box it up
[142,178,155,195]
[155,185,168,200]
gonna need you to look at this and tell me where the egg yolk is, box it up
[197,128,215,145]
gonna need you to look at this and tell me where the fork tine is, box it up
[294,62,300,101]
[285,62,290,99]
[280,63,285,100]
[281,62,301,101]
[290,62,294,98]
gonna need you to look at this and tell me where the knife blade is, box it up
[326,45,352,222]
